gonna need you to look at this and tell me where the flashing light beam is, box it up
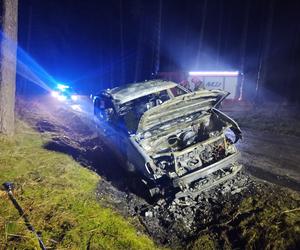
[17,46,57,91]
[189,71,239,76]
[1,31,58,92]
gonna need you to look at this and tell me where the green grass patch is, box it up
[0,121,158,249]
[190,184,300,249]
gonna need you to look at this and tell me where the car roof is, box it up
[106,80,178,104]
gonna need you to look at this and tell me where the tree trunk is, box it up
[153,0,162,75]
[119,0,125,84]
[195,0,207,69]
[0,0,18,136]
[239,0,250,100]
[257,0,274,102]
[215,0,223,68]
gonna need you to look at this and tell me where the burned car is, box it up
[93,80,242,198]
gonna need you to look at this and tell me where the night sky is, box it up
[18,0,300,102]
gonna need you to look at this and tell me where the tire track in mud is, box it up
[238,129,300,191]
[244,164,300,192]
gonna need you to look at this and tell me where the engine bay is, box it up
[135,109,240,185]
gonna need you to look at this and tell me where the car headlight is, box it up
[57,84,69,90]
[57,95,67,102]
[51,91,59,98]
[71,95,78,101]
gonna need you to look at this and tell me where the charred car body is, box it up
[93,80,242,198]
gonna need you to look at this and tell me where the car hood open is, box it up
[137,89,229,133]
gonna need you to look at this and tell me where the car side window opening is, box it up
[94,97,116,122]
[169,86,189,97]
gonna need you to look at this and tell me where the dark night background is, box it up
[17,0,300,103]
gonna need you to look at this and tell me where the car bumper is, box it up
[173,151,240,188]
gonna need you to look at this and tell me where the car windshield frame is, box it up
[118,87,181,133]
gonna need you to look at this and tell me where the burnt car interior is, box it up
[93,81,242,198]
[95,85,188,133]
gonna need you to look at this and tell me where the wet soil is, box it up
[95,171,257,248]
[17,96,300,249]
[238,129,300,191]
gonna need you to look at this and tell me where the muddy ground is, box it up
[17,96,300,249]
[238,129,300,192]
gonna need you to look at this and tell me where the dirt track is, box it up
[238,129,300,192]
[17,96,300,249]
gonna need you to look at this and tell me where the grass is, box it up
[190,183,300,249]
[237,190,300,249]
[0,120,158,249]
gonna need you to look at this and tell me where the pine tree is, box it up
[0,0,18,136]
